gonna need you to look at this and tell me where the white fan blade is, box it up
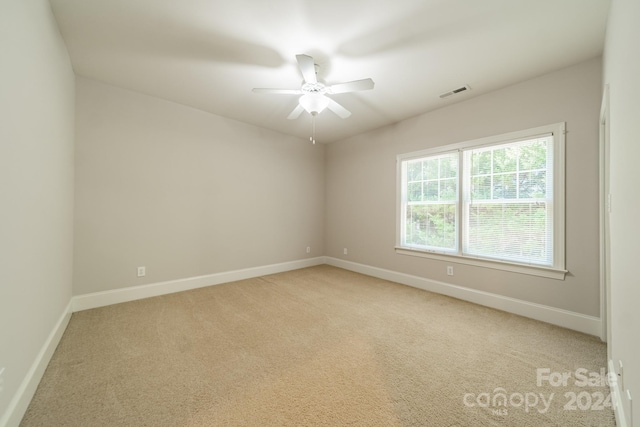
[327,98,351,118]
[287,104,305,120]
[296,54,317,85]
[252,88,302,95]
[327,78,374,94]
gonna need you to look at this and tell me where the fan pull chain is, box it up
[310,112,317,144]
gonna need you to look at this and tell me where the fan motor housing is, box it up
[302,82,326,94]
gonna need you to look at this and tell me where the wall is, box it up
[604,0,640,424]
[0,0,75,425]
[326,57,602,317]
[74,77,324,295]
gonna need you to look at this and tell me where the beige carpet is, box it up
[21,265,615,426]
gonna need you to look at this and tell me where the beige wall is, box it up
[74,78,324,295]
[604,0,640,423]
[326,57,602,316]
[0,0,75,423]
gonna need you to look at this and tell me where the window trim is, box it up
[396,123,567,280]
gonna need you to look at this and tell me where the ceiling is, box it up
[50,0,611,143]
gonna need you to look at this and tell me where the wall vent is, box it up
[439,84,471,99]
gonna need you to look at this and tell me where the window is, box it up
[404,152,459,252]
[397,123,566,279]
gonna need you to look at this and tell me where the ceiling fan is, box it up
[252,54,375,121]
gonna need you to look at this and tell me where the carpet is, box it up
[21,265,615,426]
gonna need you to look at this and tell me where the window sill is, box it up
[394,247,567,280]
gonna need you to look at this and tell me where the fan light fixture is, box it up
[298,94,329,115]
[252,54,375,144]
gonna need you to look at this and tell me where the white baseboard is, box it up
[609,359,629,427]
[325,257,602,336]
[0,301,73,427]
[72,257,325,312]
[73,256,602,335]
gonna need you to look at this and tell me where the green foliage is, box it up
[406,154,458,204]
[405,204,456,250]
[519,140,547,170]
[469,138,548,201]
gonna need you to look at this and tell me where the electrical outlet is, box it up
[306,246,311,254]
[447,266,454,276]
[343,248,348,255]
[137,266,146,277]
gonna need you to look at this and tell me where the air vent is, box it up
[439,84,471,99]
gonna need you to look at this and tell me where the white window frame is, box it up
[396,123,567,280]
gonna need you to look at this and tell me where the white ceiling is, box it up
[50,0,611,143]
